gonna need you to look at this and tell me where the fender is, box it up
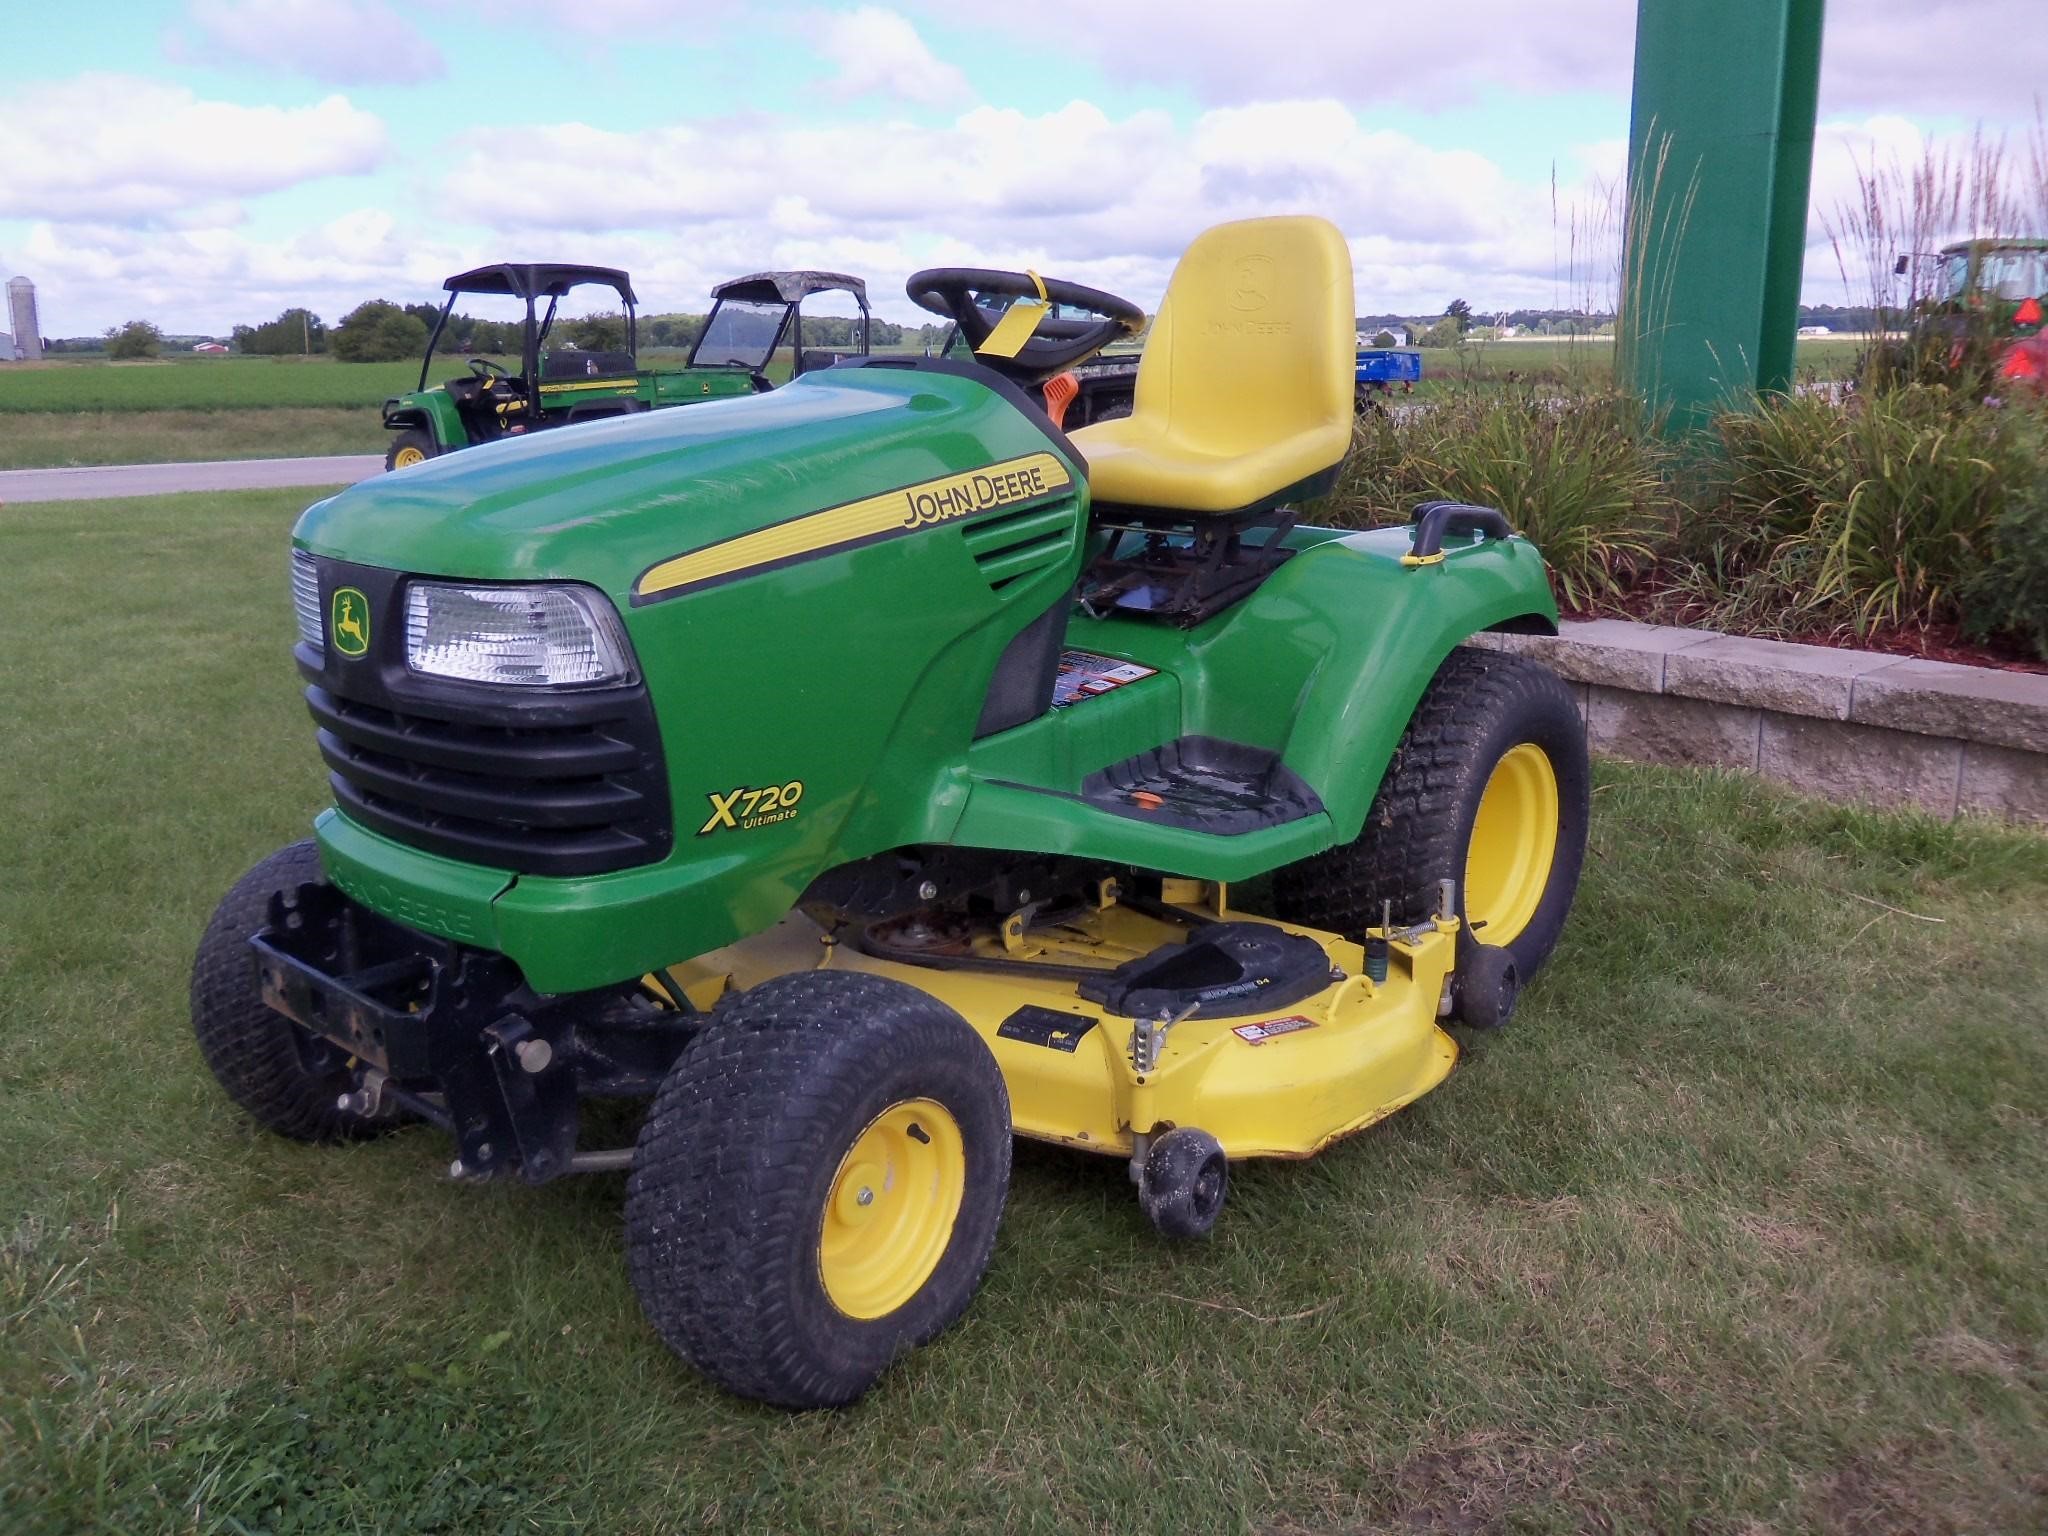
[947,520,1556,881]
[1266,525,1558,841]
[382,389,467,451]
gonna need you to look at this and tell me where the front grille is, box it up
[307,683,672,877]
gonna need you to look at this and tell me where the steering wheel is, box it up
[466,358,511,382]
[906,268,1144,386]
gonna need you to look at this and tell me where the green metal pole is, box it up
[1620,0,1826,431]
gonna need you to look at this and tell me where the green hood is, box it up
[295,367,1068,605]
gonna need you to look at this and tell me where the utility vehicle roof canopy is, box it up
[709,271,867,307]
[443,264,639,305]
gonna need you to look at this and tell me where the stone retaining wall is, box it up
[1468,619,2048,824]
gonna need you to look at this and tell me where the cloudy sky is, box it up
[2,0,2042,337]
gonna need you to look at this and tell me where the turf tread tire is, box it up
[191,841,401,1143]
[625,971,1011,1410]
[1272,647,1589,979]
[384,429,437,472]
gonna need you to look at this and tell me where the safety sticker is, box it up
[1052,649,1158,709]
[996,1005,1098,1053]
[1231,1015,1317,1046]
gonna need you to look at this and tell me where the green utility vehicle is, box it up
[380,264,871,470]
[196,218,1588,1410]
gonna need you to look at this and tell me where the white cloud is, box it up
[182,0,446,86]
[418,0,737,38]
[430,97,1589,323]
[19,209,466,336]
[817,7,970,106]
[24,3,2045,336]
[909,0,2047,125]
[0,77,387,223]
[16,90,1608,334]
[1816,2,2048,119]
[909,0,1633,109]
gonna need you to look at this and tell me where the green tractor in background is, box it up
[1893,237,2048,385]
[198,217,1590,1410]
[380,264,872,470]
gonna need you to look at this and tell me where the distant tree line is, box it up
[109,301,916,362]
[50,294,1882,362]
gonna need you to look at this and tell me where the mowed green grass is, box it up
[1,339,1864,414]
[0,408,385,469]
[0,356,448,412]
[1403,335,1868,395]
[0,346,926,465]
[3,489,2045,1534]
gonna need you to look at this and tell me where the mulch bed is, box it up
[1565,583,2048,677]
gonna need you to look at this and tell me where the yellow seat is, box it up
[1071,216,1355,515]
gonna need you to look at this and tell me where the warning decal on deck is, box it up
[1052,649,1159,709]
[1232,1015,1317,1046]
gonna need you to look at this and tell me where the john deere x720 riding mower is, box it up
[194,217,1588,1409]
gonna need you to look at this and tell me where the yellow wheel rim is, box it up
[392,445,426,468]
[1463,742,1560,946]
[818,1098,966,1320]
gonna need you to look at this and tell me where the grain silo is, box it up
[7,276,43,360]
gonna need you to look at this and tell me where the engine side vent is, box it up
[961,501,1076,593]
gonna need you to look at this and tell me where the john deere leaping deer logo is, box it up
[331,587,370,657]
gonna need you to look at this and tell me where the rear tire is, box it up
[625,972,1011,1409]
[191,841,405,1143]
[384,429,437,471]
[1273,647,1589,980]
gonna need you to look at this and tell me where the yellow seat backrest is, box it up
[1072,216,1355,514]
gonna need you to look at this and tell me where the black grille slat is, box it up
[331,777,650,867]
[307,687,640,779]
[315,733,643,829]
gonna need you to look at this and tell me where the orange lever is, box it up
[1041,371,1079,430]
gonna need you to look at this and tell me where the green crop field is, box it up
[3,488,2044,1534]
[0,408,385,469]
[0,356,467,413]
[0,338,1866,418]
[1400,335,1868,395]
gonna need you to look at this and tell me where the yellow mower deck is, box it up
[666,882,1460,1162]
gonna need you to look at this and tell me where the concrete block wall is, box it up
[1468,620,2048,824]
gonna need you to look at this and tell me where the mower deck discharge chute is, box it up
[195,217,1590,1409]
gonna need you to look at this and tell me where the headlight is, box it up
[403,581,633,687]
[290,550,322,649]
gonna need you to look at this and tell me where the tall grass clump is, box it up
[1693,385,2037,635]
[1324,388,1671,608]
[1956,411,2048,660]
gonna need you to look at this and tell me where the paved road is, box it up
[0,454,383,505]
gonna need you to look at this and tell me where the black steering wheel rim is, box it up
[467,357,510,382]
[906,267,1144,384]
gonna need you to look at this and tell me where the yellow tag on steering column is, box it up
[975,271,1051,360]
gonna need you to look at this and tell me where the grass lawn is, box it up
[3,489,2045,1535]
[0,346,935,465]
[0,409,385,469]
[1403,336,1868,396]
[0,357,450,412]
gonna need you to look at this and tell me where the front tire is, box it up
[625,972,1011,1409]
[1140,1128,1228,1239]
[384,429,437,471]
[191,841,405,1142]
[1273,648,1589,980]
